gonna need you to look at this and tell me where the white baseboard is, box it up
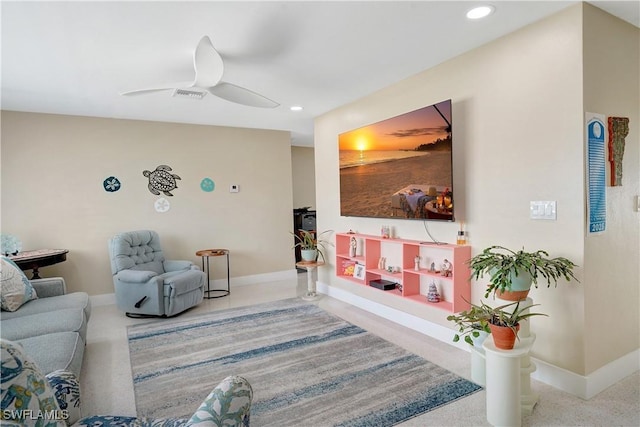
[316,280,640,400]
[91,269,298,307]
[209,269,297,288]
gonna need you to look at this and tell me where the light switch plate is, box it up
[530,201,556,220]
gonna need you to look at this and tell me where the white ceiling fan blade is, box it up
[208,82,279,108]
[120,82,195,96]
[194,36,224,88]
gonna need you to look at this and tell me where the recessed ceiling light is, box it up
[466,5,495,20]
[290,105,303,111]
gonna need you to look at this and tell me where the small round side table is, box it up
[196,249,230,299]
[295,261,325,300]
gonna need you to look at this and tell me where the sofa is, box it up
[1,339,253,426]
[0,267,91,378]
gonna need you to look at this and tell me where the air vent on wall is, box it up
[172,88,206,100]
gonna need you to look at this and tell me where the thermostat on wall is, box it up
[230,184,240,193]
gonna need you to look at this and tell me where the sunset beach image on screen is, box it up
[338,99,454,221]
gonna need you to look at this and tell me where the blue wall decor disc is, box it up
[104,176,121,192]
[201,178,215,192]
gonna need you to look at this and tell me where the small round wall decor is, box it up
[103,176,121,192]
[154,197,171,213]
[200,178,215,192]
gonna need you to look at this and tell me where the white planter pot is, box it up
[301,249,318,262]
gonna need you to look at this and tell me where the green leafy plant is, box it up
[446,298,548,345]
[291,229,334,262]
[468,245,579,298]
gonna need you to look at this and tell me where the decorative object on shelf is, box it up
[386,266,400,274]
[349,236,357,257]
[414,255,421,271]
[441,259,452,277]
[381,225,390,239]
[154,197,171,213]
[103,176,121,192]
[427,280,440,303]
[1,234,22,256]
[457,222,467,245]
[353,263,366,280]
[143,164,181,196]
[378,257,386,270]
[292,229,334,263]
[607,116,629,186]
[468,245,579,300]
[341,260,356,276]
[429,262,436,273]
[200,177,215,192]
[446,298,547,349]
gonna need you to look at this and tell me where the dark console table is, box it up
[8,249,69,279]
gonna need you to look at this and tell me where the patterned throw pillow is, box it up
[0,339,66,425]
[1,256,37,311]
[46,369,82,425]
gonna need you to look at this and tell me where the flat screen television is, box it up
[338,99,454,221]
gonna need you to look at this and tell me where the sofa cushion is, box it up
[2,308,87,342]
[0,339,63,423]
[0,291,91,322]
[1,256,38,312]
[17,332,85,377]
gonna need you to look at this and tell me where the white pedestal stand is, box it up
[483,336,535,427]
[296,261,324,301]
[475,296,539,426]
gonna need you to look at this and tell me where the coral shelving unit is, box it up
[335,232,471,312]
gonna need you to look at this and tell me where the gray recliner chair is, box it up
[108,230,205,317]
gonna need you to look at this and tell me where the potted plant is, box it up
[292,229,333,262]
[447,299,548,350]
[468,245,579,300]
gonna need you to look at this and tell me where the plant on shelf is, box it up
[292,229,334,262]
[468,245,579,299]
[446,298,548,350]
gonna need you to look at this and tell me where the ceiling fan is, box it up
[120,36,279,108]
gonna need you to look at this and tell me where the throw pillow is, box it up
[0,339,66,425]
[1,256,37,311]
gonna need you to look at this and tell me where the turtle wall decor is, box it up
[143,165,181,196]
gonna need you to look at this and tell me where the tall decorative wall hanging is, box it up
[103,176,121,192]
[586,113,606,234]
[143,165,181,196]
[607,117,629,187]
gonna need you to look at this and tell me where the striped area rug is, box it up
[127,298,481,426]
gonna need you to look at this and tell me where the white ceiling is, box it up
[2,1,638,147]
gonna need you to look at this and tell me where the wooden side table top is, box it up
[196,249,229,257]
[8,249,69,262]
[296,261,325,268]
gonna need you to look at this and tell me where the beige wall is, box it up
[315,4,639,376]
[582,4,640,374]
[291,146,316,210]
[1,112,295,295]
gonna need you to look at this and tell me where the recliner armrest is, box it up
[30,277,66,297]
[164,260,198,272]
[116,270,159,283]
